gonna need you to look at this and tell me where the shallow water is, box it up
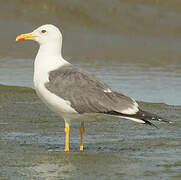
[0,0,181,179]
[0,84,181,180]
[0,57,180,105]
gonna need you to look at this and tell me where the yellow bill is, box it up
[16,32,35,42]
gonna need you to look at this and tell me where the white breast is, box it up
[34,54,77,116]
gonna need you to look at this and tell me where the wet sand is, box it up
[0,84,181,179]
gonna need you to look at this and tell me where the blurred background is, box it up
[0,1,181,180]
[0,0,180,105]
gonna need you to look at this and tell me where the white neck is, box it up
[38,41,62,57]
[33,41,69,86]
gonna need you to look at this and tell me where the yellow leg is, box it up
[80,122,85,151]
[64,123,70,152]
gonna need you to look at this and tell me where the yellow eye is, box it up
[41,30,47,33]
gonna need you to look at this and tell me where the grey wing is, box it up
[46,65,139,115]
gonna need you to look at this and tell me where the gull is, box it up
[16,24,169,152]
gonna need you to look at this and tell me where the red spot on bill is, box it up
[18,38,25,41]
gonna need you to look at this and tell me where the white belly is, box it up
[34,83,77,116]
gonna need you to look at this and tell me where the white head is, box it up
[16,24,64,57]
[16,24,62,45]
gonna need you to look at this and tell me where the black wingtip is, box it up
[138,109,172,125]
[144,119,159,129]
